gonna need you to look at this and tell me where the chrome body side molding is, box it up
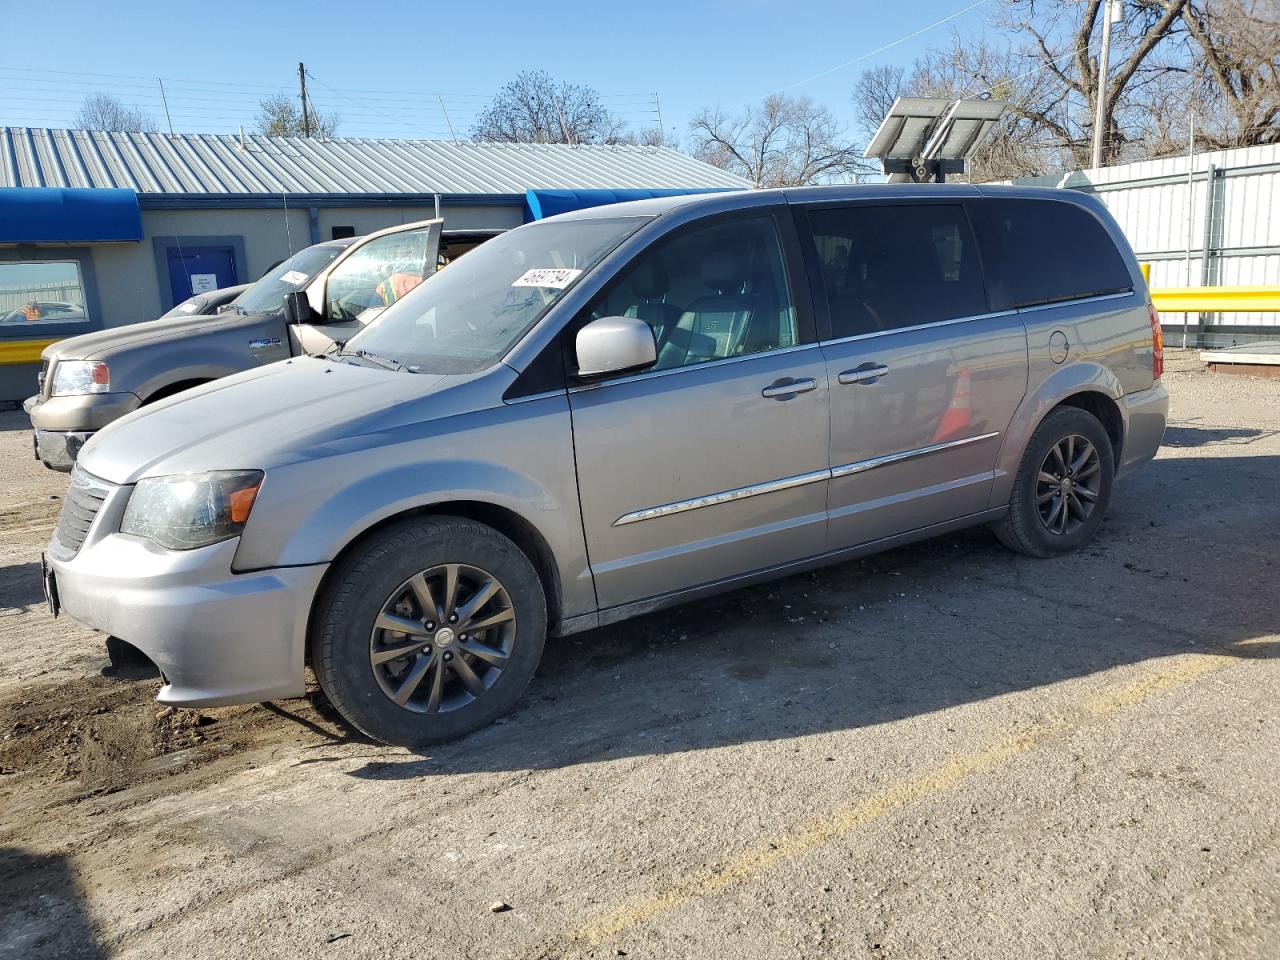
[614,432,1001,526]
[830,431,1001,479]
[613,467,830,527]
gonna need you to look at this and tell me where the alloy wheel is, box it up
[1036,434,1101,536]
[368,563,516,714]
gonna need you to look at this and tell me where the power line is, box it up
[0,65,654,105]
[736,0,992,106]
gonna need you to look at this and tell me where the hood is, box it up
[77,357,467,484]
[43,309,273,362]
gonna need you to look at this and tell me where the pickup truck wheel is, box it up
[311,516,546,746]
[993,406,1115,558]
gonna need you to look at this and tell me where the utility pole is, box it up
[299,62,311,138]
[1091,0,1122,170]
[654,93,664,145]
[1183,112,1196,348]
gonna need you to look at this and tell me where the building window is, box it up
[0,261,89,326]
[331,226,356,240]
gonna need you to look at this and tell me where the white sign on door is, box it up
[190,273,218,294]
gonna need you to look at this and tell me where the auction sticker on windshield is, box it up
[281,270,309,286]
[511,268,582,289]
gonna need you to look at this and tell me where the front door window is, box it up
[588,214,798,374]
[325,227,436,321]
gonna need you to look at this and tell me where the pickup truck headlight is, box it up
[121,471,264,550]
[50,360,110,396]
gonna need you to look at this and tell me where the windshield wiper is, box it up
[337,349,407,372]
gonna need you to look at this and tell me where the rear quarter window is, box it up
[969,198,1133,311]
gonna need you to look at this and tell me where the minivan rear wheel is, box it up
[993,406,1115,558]
[311,516,546,746]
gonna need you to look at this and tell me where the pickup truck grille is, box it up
[50,466,113,561]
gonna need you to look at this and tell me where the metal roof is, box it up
[0,127,749,197]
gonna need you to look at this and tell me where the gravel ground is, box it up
[1,349,1277,960]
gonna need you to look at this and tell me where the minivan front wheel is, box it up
[312,517,546,746]
[993,406,1115,558]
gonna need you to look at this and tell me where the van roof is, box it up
[545,182,1101,224]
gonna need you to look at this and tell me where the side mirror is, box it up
[575,316,657,379]
[282,291,318,325]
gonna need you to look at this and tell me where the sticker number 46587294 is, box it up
[511,268,582,289]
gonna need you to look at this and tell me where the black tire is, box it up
[311,516,546,746]
[993,406,1115,558]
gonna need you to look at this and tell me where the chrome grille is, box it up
[50,466,113,561]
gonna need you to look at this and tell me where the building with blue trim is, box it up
[0,127,747,401]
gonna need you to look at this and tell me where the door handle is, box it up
[838,363,889,385]
[761,377,817,400]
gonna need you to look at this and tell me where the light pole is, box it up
[1091,0,1123,170]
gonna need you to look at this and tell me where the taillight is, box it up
[1148,302,1163,380]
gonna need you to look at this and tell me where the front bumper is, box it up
[50,532,327,707]
[25,391,141,431]
[32,427,94,472]
[25,391,142,471]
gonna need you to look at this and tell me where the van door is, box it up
[798,200,1028,550]
[290,219,442,355]
[568,210,830,610]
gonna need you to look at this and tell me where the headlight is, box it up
[121,471,264,550]
[51,360,110,396]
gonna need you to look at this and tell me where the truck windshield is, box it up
[233,244,346,315]
[343,217,647,374]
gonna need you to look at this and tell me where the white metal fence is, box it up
[0,282,82,314]
[1009,144,1280,344]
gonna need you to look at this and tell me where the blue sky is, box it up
[0,0,996,143]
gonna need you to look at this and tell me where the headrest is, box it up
[702,243,749,292]
[630,258,669,300]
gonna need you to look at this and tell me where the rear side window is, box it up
[969,198,1132,310]
[804,203,987,339]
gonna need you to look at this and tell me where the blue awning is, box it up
[523,187,737,222]
[0,187,143,243]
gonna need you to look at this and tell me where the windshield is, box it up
[343,217,646,373]
[233,244,347,314]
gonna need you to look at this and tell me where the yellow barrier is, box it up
[0,339,56,365]
[1149,286,1280,313]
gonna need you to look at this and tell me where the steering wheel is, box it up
[329,279,384,320]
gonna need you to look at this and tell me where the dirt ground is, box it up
[1,350,1277,960]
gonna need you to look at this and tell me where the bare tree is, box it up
[74,94,155,132]
[255,93,340,138]
[851,64,909,140]
[688,94,868,186]
[852,0,1276,178]
[853,46,1063,180]
[471,71,627,145]
[1182,0,1280,146]
[633,126,674,147]
[961,0,1188,166]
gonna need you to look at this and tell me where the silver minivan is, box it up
[43,185,1168,746]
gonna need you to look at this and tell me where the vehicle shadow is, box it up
[1162,422,1278,447]
[332,441,1276,779]
[0,561,46,611]
[0,849,105,959]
